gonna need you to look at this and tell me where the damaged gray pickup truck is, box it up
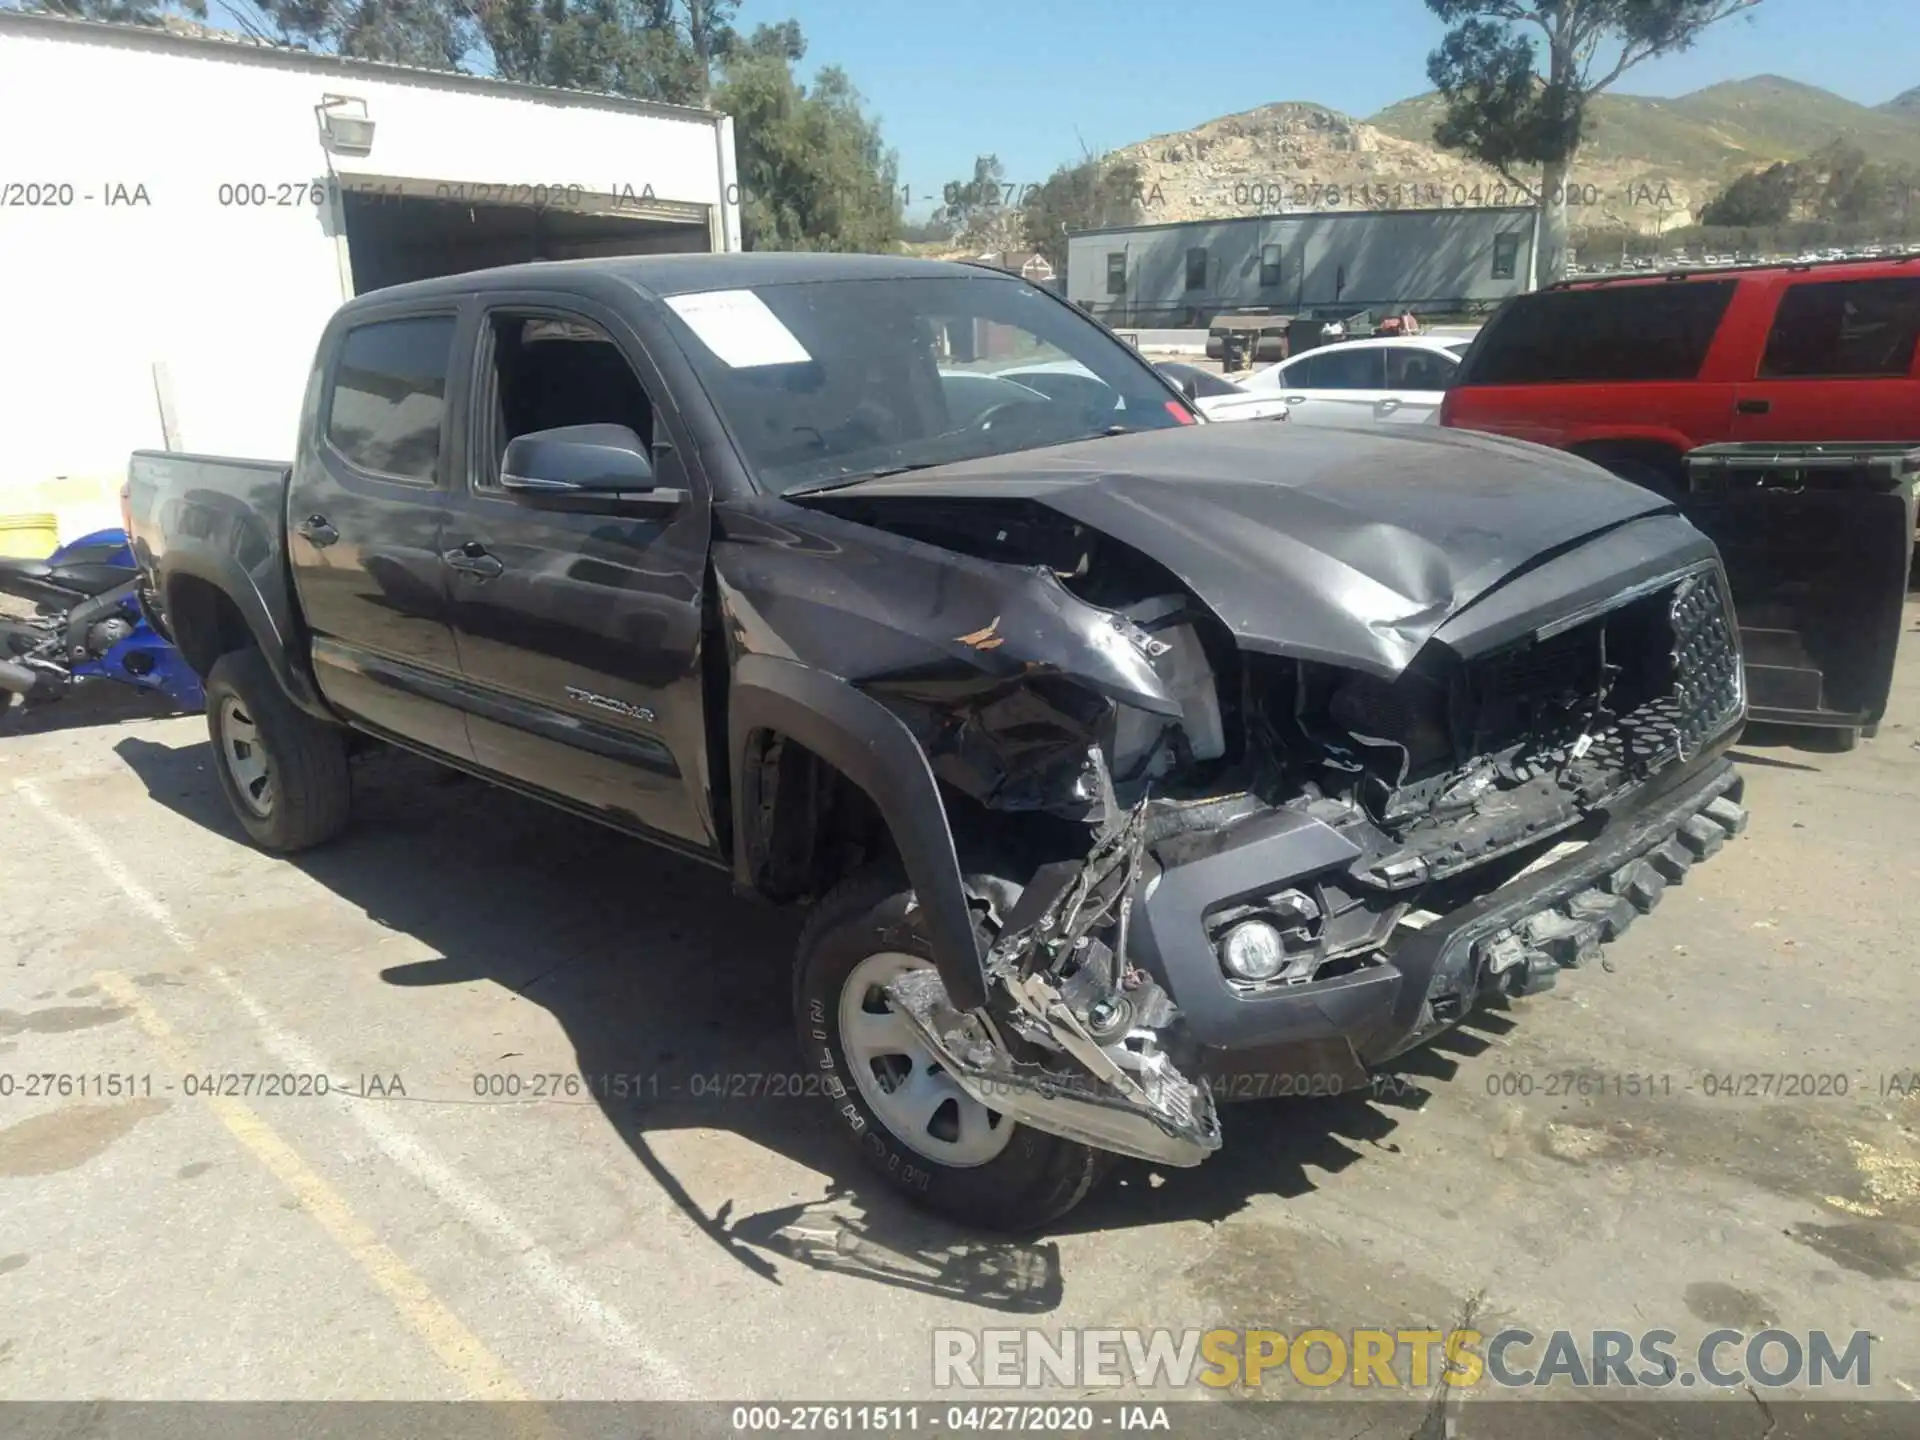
[125,253,1751,1230]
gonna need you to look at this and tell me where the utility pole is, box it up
[687,0,713,108]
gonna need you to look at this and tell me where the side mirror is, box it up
[500,424,680,504]
[1178,375,1201,401]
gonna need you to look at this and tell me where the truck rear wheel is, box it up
[205,648,351,853]
[794,866,1114,1232]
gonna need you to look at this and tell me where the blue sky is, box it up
[755,0,1920,215]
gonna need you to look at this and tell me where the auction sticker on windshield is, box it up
[665,288,812,367]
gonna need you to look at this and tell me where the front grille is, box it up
[1598,568,1744,767]
[1457,565,1744,772]
[1668,569,1745,756]
[1327,564,1746,887]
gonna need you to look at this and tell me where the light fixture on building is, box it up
[316,94,375,154]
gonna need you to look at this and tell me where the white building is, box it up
[0,11,742,541]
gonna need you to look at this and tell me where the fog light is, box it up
[1219,921,1286,982]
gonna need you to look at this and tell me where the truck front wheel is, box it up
[794,867,1114,1232]
[205,648,352,853]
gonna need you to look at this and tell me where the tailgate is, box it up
[1682,442,1919,732]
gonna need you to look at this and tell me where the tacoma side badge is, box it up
[565,685,655,724]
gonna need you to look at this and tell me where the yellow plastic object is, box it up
[0,513,60,558]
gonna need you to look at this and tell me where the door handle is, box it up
[442,543,504,580]
[1378,397,1402,411]
[1283,395,1307,405]
[1736,398,1771,415]
[296,514,339,547]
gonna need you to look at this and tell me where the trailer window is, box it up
[1185,248,1207,292]
[326,315,456,484]
[1491,234,1520,281]
[1759,277,1920,378]
[1259,244,1283,288]
[1106,253,1127,295]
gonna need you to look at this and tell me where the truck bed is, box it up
[124,450,300,691]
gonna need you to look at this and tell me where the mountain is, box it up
[1089,76,1920,238]
[1106,98,1698,236]
[1370,76,1920,230]
[1376,77,1920,174]
[1106,101,1621,229]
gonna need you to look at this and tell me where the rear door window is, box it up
[326,316,457,483]
[1459,282,1737,385]
[1287,347,1386,389]
[1758,277,1920,378]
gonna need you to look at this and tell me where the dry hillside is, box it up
[1107,101,1697,235]
[1107,75,1920,237]
[925,76,1920,249]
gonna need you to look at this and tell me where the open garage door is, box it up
[337,177,716,293]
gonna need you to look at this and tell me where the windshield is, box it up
[655,274,1190,493]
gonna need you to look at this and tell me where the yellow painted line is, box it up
[96,970,564,1437]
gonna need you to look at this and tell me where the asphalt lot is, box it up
[2,612,1918,1415]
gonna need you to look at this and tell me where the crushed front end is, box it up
[880,554,1749,1167]
[776,452,1752,1170]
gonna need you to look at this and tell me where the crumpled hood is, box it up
[800,422,1676,677]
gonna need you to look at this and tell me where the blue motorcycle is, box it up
[0,527,205,717]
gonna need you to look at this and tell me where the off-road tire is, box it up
[794,865,1115,1232]
[205,648,352,853]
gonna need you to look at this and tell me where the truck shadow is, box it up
[113,733,1431,1309]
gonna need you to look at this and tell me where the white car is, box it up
[1240,337,1466,427]
[1153,362,1291,423]
[940,358,1170,428]
[946,356,1289,426]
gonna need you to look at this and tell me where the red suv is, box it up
[1442,256,1920,751]
[1440,256,1920,490]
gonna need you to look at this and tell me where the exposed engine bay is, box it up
[812,491,1746,1166]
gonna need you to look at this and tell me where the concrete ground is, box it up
[1,614,1917,1417]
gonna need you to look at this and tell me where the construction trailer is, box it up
[1067,206,1542,329]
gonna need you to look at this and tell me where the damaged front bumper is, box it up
[888,753,1747,1167]
[1130,753,1749,1090]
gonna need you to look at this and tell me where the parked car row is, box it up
[1567,242,1920,278]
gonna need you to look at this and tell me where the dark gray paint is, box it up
[796,421,1678,678]
[126,250,1752,1122]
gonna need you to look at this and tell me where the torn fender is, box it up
[728,651,987,1011]
[711,498,1182,715]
